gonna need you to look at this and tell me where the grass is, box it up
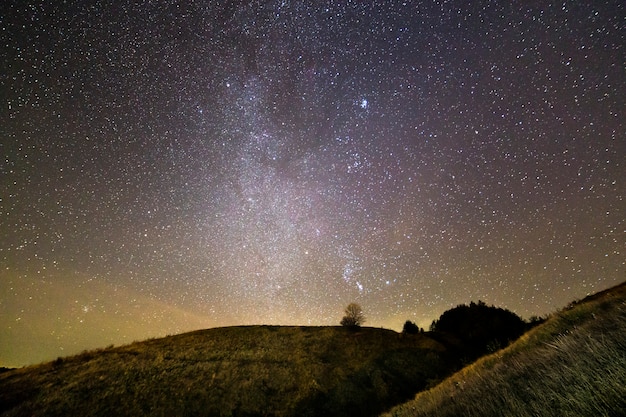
[3,283,624,417]
[0,325,454,417]
[381,281,626,417]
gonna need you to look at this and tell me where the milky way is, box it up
[2,1,624,367]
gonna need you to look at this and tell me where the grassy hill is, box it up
[382,281,626,417]
[0,325,455,417]
[2,283,624,417]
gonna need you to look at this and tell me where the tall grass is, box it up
[382,286,626,417]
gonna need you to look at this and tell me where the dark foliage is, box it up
[430,301,526,358]
[340,316,360,328]
[402,320,421,334]
[527,315,548,329]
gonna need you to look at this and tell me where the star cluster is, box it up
[1,1,624,367]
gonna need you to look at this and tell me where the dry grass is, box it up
[0,326,452,417]
[5,284,624,417]
[382,282,626,417]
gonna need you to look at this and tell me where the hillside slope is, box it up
[381,281,626,417]
[0,326,452,417]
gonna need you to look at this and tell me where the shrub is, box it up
[430,301,526,358]
[402,320,421,334]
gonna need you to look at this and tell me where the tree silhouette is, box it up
[340,303,365,327]
[402,320,421,334]
[430,300,526,357]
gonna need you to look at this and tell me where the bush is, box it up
[430,301,526,358]
[402,320,421,334]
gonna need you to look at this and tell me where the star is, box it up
[1,0,623,367]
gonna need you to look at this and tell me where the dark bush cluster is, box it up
[402,320,423,334]
[429,301,526,358]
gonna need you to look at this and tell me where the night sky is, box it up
[2,1,624,367]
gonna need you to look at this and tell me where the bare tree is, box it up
[340,303,365,327]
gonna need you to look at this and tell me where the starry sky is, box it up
[1,1,624,367]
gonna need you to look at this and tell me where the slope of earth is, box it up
[381,281,626,417]
[1,325,451,417]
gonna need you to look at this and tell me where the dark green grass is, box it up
[0,326,451,417]
[382,281,626,417]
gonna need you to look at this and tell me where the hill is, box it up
[381,281,626,417]
[3,283,624,417]
[0,325,454,417]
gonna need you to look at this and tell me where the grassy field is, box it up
[0,325,454,417]
[381,281,626,417]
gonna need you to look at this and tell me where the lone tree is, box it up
[340,303,365,327]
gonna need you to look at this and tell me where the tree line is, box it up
[341,301,545,358]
